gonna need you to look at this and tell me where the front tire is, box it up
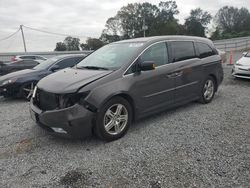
[19,82,35,100]
[94,97,132,141]
[199,76,216,104]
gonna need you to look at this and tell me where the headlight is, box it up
[58,91,90,109]
[235,62,243,66]
[1,78,18,86]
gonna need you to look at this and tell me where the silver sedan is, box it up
[232,52,250,79]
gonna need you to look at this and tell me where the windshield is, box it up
[245,52,250,57]
[76,42,144,70]
[33,56,61,70]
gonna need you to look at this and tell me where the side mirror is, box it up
[50,65,60,72]
[242,52,248,56]
[140,61,155,71]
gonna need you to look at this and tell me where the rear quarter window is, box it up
[55,57,84,69]
[197,42,216,58]
[35,56,46,60]
[23,60,39,66]
[170,41,196,62]
[21,56,35,60]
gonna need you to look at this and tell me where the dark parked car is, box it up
[30,36,224,141]
[0,54,86,99]
[0,59,40,76]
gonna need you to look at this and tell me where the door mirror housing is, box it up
[140,61,155,71]
[50,65,60,72]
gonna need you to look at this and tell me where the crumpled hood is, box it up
[37,68,113,93]
[237,56,250,66]
[0,69,40,82]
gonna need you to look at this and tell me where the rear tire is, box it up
[199,76,216,104]
[94,97,132,141]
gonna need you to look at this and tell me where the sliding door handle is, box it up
[175,71,183,77]
[166,73,177,78]
[166,71,183,78]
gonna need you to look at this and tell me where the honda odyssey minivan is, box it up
[30,36,223,141]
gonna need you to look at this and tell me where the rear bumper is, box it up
[216,64,224,87]
[30,99,95,139]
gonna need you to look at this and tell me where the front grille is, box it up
[34,88,59,111]
[235,73,250,77]
[239,68,250,71]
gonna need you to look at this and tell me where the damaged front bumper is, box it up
[30,99,95,139]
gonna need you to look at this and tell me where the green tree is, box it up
[136,2,160,37]
[54,42,66,51]
[215,6,250,33]
[81,38,104,50]
[116,3,140,38]
[210,27,221,40]
[184,8,212,37]
[211,6,250,39]
[150,1,181,36]
[103,1,181,39]
[63,36,80,51]
[104,17,121,35]
[100,32,121,43]
[158,0,179,22]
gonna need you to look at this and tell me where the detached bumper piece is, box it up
[30,101,95,139]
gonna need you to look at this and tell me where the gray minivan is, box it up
[30,36,223,141]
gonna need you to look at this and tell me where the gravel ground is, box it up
[0,65,250,188]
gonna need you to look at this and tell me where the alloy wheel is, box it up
[203,80,214,101]
[103,104,128,135]
[22,82,35,100]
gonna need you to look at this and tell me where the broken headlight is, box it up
[58,91,90,109]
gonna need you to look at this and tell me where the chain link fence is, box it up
[213,36,250,52]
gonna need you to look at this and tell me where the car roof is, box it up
[114,35,213,46]
[52,54,87,59]
[17,55,44,57]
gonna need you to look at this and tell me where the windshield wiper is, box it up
[77,66,109,70]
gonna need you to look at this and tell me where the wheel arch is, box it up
[18,80,38,98]
[99,92,136,121]
[208,74,218,91]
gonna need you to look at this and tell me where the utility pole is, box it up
[20,25,27,52]
[142,17,148,37]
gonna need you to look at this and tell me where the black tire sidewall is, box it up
[19,82,34,100]
[94,97,132,141]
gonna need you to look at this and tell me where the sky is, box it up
[0,0,249,52]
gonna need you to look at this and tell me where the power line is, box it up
[22,25,89,38]
[0,28,20,42]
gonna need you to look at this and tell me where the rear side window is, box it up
[55,57,83,69]
[35,56,46,60]
[21,60,38,66]
[21,56,35,60]
[197,42,216,58]
[170,41,196,62]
